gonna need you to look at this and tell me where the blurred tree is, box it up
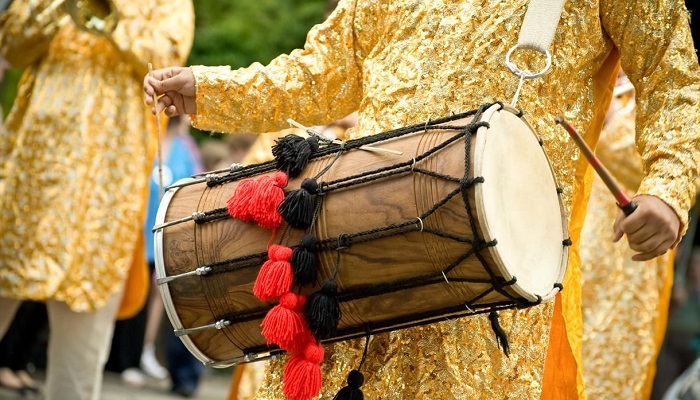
[190,0,326,68]
[1,0,327,128]
[188,0,327,141]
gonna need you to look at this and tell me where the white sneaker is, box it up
[140,344,169,380]
[121,368,146,387]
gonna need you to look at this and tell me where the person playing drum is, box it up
[145,0,700,398]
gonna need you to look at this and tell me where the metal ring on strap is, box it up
[505,45,552,80]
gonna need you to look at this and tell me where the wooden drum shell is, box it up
[155,104,568,366]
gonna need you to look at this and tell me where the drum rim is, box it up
[473,103,568,302]
[154,177,215,366]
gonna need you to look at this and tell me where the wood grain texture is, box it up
[158,107,565,363]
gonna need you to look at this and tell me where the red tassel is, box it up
[261,292,311,352]
[226,178,256,222]
[283,342,325,400]
[250,171,288,229]
[253,245,294,301]
[226,171,288,229]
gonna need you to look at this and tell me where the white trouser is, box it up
[0,287,123,400]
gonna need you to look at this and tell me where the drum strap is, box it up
[518,0,567,54]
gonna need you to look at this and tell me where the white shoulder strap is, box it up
[518,0,567,53]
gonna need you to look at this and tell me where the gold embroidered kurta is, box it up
[189,0,700,398]
[580,91,674,400]
[0,0,194,312]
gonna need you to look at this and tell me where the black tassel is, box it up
[278,178,318,229]
[272,135,319,177]
[291,235,319,286]
[488,311,510,357]
[304,279,341,340]
[333,370,364,400]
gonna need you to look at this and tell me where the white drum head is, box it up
[474,104,568,302]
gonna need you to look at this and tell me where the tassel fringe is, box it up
[227,171,288,229]
[304,280,341,340]
[273,135,320,178]
[291,235,319,286]
[488,311,510,357]
[261,292,310,352]
[282,342,325,400]
[253,245,294,301]
[279,178,318,229]
[332,369,365,400]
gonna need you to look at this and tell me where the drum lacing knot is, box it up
[562,238,572,246]
[472,237,496,251]
[467,121,490,134]
[336,234,351,251]
[460,176,484,189]
[553,283,564,291]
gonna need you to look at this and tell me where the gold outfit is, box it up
[580,92,674,399]
[190,0,700,398]
[0,0,194,312]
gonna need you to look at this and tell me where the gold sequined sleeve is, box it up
[0,0,66,67]
[600,0,700,235]
[108,0,195,76]
[190,0,379,134]
[596,101,644,192]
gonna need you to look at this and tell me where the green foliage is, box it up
[188,0,327,141]
[1,69,22,119]
[189,0,327,68]
[1,0,328,138]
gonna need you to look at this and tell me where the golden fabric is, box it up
[190,0,700,398]
[580,93,674,400]
[0,0,194,312]
[242,129,300,167]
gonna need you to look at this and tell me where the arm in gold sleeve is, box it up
[107,0,195,79]
[0,0,68,67]
[190,0,373,135]
[600,0,700,235]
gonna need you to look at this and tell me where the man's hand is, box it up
[612,195,680,261]
[143,67,196,116]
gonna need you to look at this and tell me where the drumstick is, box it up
[148,63,165,200]
[555,116,637,216]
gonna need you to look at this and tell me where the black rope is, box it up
[208,107,489,187]
[187,103,562,334]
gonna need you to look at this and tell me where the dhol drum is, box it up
[155,103,569,367]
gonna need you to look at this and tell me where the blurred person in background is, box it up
[579,71,680,400]
[0,1,194,399]
[146,115,205,397]
[0,301,47,395]
[107,115,203,387]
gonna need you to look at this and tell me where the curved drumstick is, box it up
[555,116,637,216]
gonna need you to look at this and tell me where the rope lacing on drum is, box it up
[172,104,559,359]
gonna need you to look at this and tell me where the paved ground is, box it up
[0,367,233,400]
